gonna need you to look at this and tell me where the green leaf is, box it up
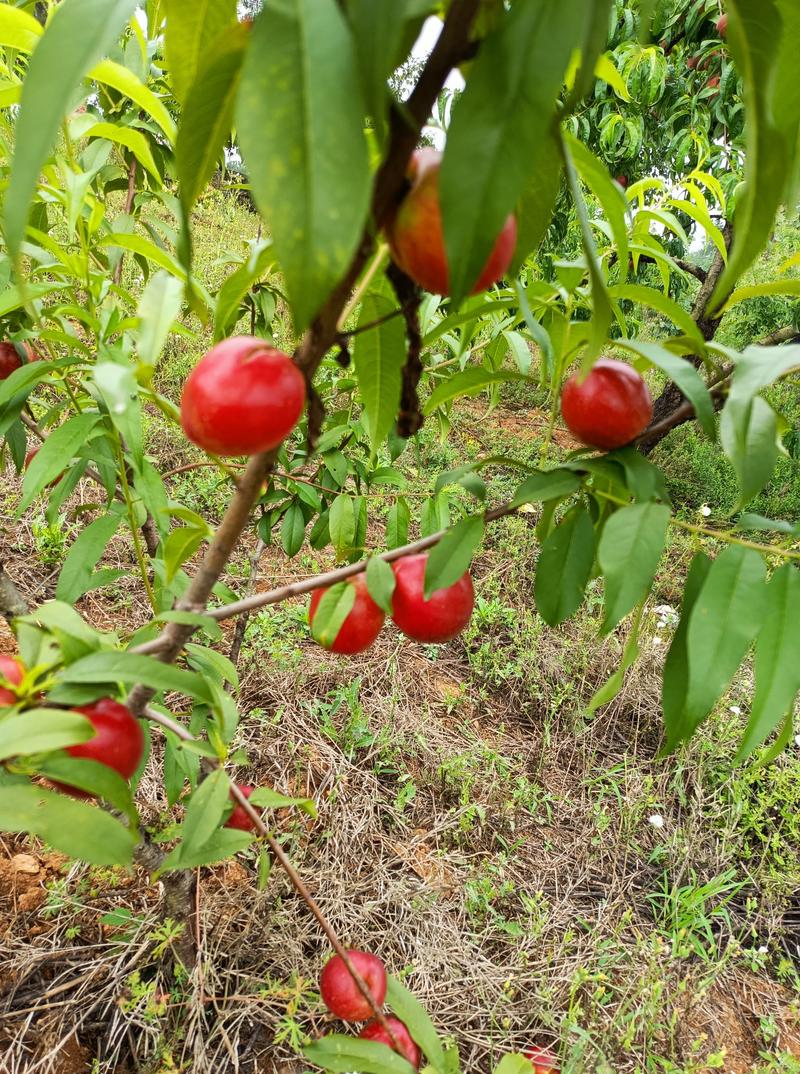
[237,0,371,330]
[248,785,317,816]
[534,505,595,626]
[618,340,715,438]
[163,826,253,870]
[0,783,136,865]
[709,0,800,311]
[82,121,160,179]
[440,0,584,301]
[56,508,124,603]
[424,369,526,415]
[681,547,769,740]
[0,5,42,52]
[510,130,563,275]
[136,271,184,368]
[305,1035,416,1074]
[154,611,223,641]
[0,709,94,761]
[598,503,670,633]
[176,24,247,213]
[661,553,712,752]
[19,412,103,513]
[424,516,484,598]
[310,582,356,648]
[511,469,582,508]
[608,447,670,505]
[35,757,137,819]
[594,52,630,101]
[90,58,177,142]
[720,395,780,508]
[386,497,410,549]
[722,280,800,313]
[163,526,209,584]
[171,767,230,862]
[163,0,237,105]
[494,1057,536,1074]
[752,710,794,767]
[329,495,356,559]
[385,975,447,1074]
[561,132,613,369]
[365,558,396,616]
[736,564,800,761]
[280,502,307,558]
[3,0,138,258]
[610,285,705,350]
[568,134,629,286]
[345,0,431,130]
[586,602,643,715]
[52,653,212,704]
[352,286,407,454]
[213,241,276,341]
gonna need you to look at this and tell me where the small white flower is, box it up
[794,735,800,748]
[648,814,665,829]
[652,636,663,646]
[654,604,675,617]
[700,504,712,518]
[758,945,768,954]
[729,705,742,716]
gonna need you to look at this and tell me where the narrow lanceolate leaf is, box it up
[176,25,247,213]
[720,396,780,509]
[598,503,670,634]
[352,285,406,454]
[424,515,484,598]
[0,710,94,762]
[0,784,136,865]
[682,547,769,738]
[163,0,237,105]
[561,131,613,368]
[167,768,230,868]
[305,1035,417,1074]
[512,469,582,508]
[534,504,595,627]
[365,557,396,616]
[440,0,584,301]
[510,130,562,275]
[310,582,356,648]
[3,0,138,258]
[587,602,643,715]
[345,0,432,131]
[569,135,629,283]
[385,975,448,1074]
[90,59,177,142]
[136,271,184,369]
[56,509,124,603]
[423,369,526,415]
[248,786,317,816]
[237,0,371,331]
[662,553,711,752]
[280,502,306,558]
[386,497,410,549]
[736,565,800,761]
[610,284,705,350]
[83,121,160,180]
[51,652,212,705]
[709,0,800,311]
[619,341,715,437]
[0,5,42,52]
[20,412,103,513]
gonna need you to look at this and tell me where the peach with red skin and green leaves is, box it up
[561,358,653,450]
[180,336,306,457]
[319,950,387,1022]
[391,552,474,644]
[359,1016,421,1069]
[0,654,24,707]
[385,148,517,297]
[309,575,385,654]
[53,698,144,798]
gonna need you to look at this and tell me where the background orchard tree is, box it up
[0,0,799,1071]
